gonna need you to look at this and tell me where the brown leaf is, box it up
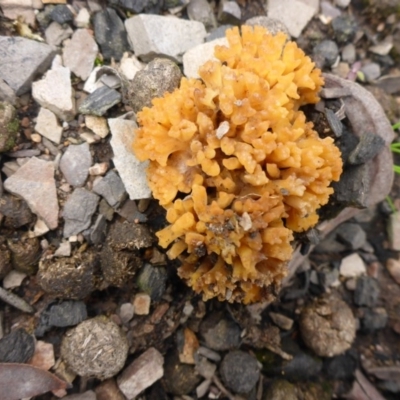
[0,363,68,400]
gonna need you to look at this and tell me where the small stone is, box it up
[341,43,356,63]
[79,86,121,116]
[133,293,151,315]
[187,0,217,30]
[4,157,59,229]
[32,65,76,121]
[119,303,134,324]
[137,264,167,301]
[85,115,109,138]
[96,379,125,400]
[332,15,358,44]
[177,328,199,364]
[92,170,126,207]
[45,21,73,47]
[369,36,393,56]
[0,328,35,363]
[61,317,128,379]
[35,107,63,144]
[387,212,400,251]
[0,101,18,153]
[361,63,381,82]
[63,391,96,400]
[0,0,36,25]
[3,270,27,289]
[0,193,34,229]
[195,355,216,379]
[269,312,294,331]
[63,188,99,237]
[30,133,41,142]
[74,8,91,28]
[119,53,143,80]
[125,14,207,63]
[361,307,388,331]
[218,0,241,25]
[109,118,151,200]
[28,340,55,371]
[206,25,233,41]
[99,198,114,220]
[267,0,319,38]
[87,214,107,245]
[54,241,72,257]
[116,198,147,223]
[386,258,400,285]
[183,38,228,79]
[89,162,109,176]
[348,131,385,165]
[0,36,55,95]
[63,29,99,81]
[80,131,98,144]
[117,347,164,399]
[59,142,92,187]
[335,223,367,250]
[354,276,380,307]
[340,252,366,278]
[129,58,182,113]
[264,380,297,400]
[313,40,339,68]
[51,4,73,24]
[93,8,130,61]
[83,66,104,94]
[300,294,356,357]
[325,353,357,379]
[197,346,221,362]
[220,350,260,394]
[245,16,291,37]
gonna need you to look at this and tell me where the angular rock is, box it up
[187,0,217,30]
[1,0,36,26]
[54,241,71,257]
[93,8,130,61]
[354,276,380,307]
[125,14,207,62]
[85,115,109,138]
[335,223,367,250]
[0,78,17,105]
[74,8,91,28]
[59,142,92,187]
[183,38,228,79]
[137,263,167,301]
[63,188,99,237]
[45,21,73,47]
[92,170,126,207]
[361,62,381,82]
[0,328,35,363]
[119,53,143,80]
[28,340,55,371]
[79,86,121,116]
[95,379,125,400]
[108,118,151,200]
[332,15,357,44]
[51,4,73,24]
[267,0,319,38]
[32,65,76,121]
[117,347,164,399]
[63,29,98,81]
[313,40,339,68]
[0,36,55,95]
[218,0,241,25]
[4,157,59,229]
[35,107,63,144]
[340,253,366,278]
[361,307,388,332]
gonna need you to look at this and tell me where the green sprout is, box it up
[386,121,400,212]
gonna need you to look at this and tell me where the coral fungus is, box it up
[133,25,343,303]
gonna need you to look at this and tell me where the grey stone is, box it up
[36,5,55,29]
[0,36,55,95]
[348,131,385,165]
[0,101,18,153]
[63,188,99,237]
[245,16,291,37]
[79,86,121,116]
[335,223,367,250]
[332,15,357,44]
[136,263,167,301]
[320,1,341,19]
[129,58,182,112]
[93,170,126,207]
[108,0,162,14]
[267,0,319,38]
[4,157,59,229]
[217,0,241,25]
[361,307,388,331]
[354,276,380,307]
[63,29,99,81]
[35,107,63,144]
[220,351,260,394]
[325,354,357,380]
[313,40,340,68]
[341,43,356,63]
[108,118,151,200]
[116,198,147,223]
[125,14,207,62]
[45,21,73,47]
[206,25,233,42]
[89,214,107,244]
[0,78,16,105]
[93,8,130,61]
[0,328,35,363]
[99,198,114,221]
[376,74,400,94]
[59,142,92,187]
[50,5,73,24]
[32,65,76,122]
[187,0,217,30]
[361,62,381,82]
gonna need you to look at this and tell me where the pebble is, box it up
[348,131,385,165]
[117,347,164,399]
[89,162,109,176]
[269,312,294,330]
[267,0,319,38]
[332,15,358,44]
[93,8,130,61]
[119,303,134,324]
[116,198,147,223]
[61,317,128,379]
[320,1,341,21]
[54,241,72,257]
[133,293,151,315]
[245,16,291,37]
[3,270,27,289]
[108,118,152,200]
[63,29,99,81]
[361,307,388,332]
[87,214,107,245]
[119,53,143,80]
[187,0,217,30]
[125,14,207,62]
[35,107,63,144]
[183,37,228,79]
[28,340,55,371]
[335,222,367,250]
[136,263,168,301]
[0,36,55,96]
[217,0,241,25]
[195,355,216,379]
[342,43,356,63]
[45,21,73,47]
[197,346,221,362]
[51,4,74,24]
[219,350,260,394]
[324,353,357,379]
[264,380,297,400]
[361,62,381,82]
[199,312,241,351]
[1,0,36,25]
[354,276,380,307]
[178,328,199,364]
[63,188,99,237]
[129,58,182,113]
[4,157,59,229]
[78,86,121,116]
[85,115,109,138]
[386,258,400,285]
[59,142,92,187]
[340,252,366,278]
[93,170,126,207]
[313,40,339,68]
[300,294,356,357]
[74,8,91,28]
[32,64,76,122]
[369,36,393,56]
[0,328,35,363]
[95,379,125,400]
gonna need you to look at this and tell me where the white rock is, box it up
[85,115,109,138]
[340,253,366,278]
[183,37,228,79]
[74,7,91,28]
[89,162,109,176]
[32,218,50,237]
[108,118,151,200]
[32,64,76,121]
[3,270,27,289]
[35,107,63,144]
[63,29,98,81]
[125,14,207,62]
[117,348,164,399]
[83,66,104,93]
[267,0,319,38]
[54,241,71,257]
[119,53,144,80]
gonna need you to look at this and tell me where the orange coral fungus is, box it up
[133,25,343,304]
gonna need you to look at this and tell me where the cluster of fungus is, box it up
[133,26,343,304]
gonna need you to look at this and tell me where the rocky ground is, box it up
[1,0,400,399]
